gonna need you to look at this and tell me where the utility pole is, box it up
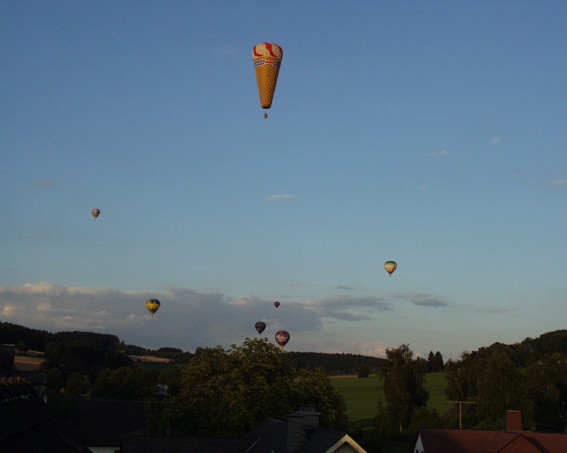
[445,401,476,429]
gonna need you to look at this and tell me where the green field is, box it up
[331,372,448,428]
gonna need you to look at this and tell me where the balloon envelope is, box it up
[274,301,280,308]
[252,42,283,110]
[146,298,161,317]
[275,330,290,347]
[255,321,266,334]
[91,208,100,219]
[384,261,397,276]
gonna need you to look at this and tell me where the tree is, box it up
[156,338,348,438]
[357,363,370,378]
[477,350,524,426]
[293,368,348,430]
[16,340,28,355]
[64,372,89,397]
[92,367,159,400]
[378,344,429,434]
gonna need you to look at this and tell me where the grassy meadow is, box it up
[330,372,448,428]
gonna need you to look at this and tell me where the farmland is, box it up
[330,372,448,428]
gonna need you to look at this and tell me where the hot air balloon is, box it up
[255,321,266,334]
[252,42,283,118]
[384,261,397,276]
[274,301,280,308]
[275,330,290,348]
[91,208,100,219]
[146,298,161,317]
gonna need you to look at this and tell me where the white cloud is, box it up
[1,305,14,316]
[430,149,448,156]
[0,283,474,357]
[489,136,502,145]
[0,282,323,351]
[551,178,567,186]
[266,194,296,202]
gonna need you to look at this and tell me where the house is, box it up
[246,406,366,453]
[0,343,16,373]
[121,406,366,453]
[411,410,567,453]
[0,377,89,452]
[71,399,147,453]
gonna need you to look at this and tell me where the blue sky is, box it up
[2,1,567,359]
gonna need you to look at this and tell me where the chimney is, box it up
[286,406,320,453]
[506,410,522,431]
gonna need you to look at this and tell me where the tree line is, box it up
[0,321,391,375]
[444,330,567,432]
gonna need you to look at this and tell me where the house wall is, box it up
[412,435,424,453]
[332,444,360,453]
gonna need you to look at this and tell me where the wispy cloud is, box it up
[424,46,446,58]
[35,180,53,189]
[392,292,449,308]
[489,136,502,145]
[266,194,296,202]
[430,149,448,156]
[334,285,355,291]
[307,296,393,321]
[551,178,567,186]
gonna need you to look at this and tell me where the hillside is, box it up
[0,321,386,375]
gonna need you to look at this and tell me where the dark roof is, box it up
[73,399,146,446]
[0,378,54,441]
[297,427,351,453]
[0,377,89,452]
[245,417,358,453]
[417,427,567,453]
[246,418,288,453]
[122,432,255,453]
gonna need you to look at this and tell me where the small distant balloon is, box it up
[146,298,161,317]
[384,261,397,276]
[274,301,280,308]
[255,321,266,334]
[91,208,100,219]
[275,330,290,348]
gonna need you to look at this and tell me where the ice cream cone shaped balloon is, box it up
[252,42,283,111]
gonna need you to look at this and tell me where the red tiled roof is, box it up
[418,428,567,453]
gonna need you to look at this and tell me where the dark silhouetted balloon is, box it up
[91,208,100,219]
[255,321,266,334]
[274,301,280,308]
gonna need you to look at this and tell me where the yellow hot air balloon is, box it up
[252,42,283,116]
[91,208,100,219]
[384,261,397,276]
[146,298,161,317]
